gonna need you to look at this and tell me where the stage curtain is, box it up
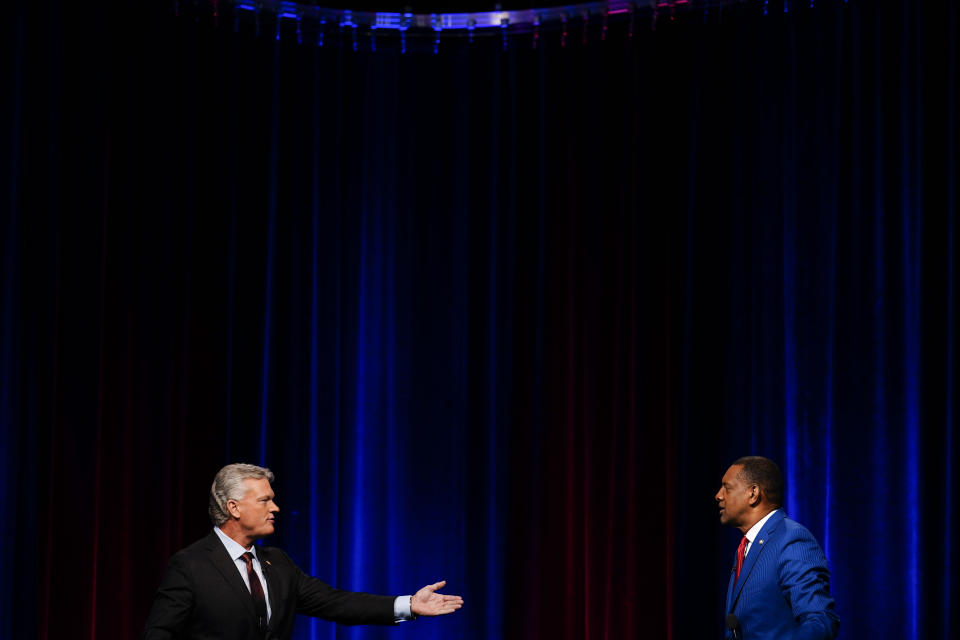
[1,1,956,639]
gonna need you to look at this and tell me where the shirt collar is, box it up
[214,526,257,560]
[745,508,779,544]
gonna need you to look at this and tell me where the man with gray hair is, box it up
[143,463,463,639]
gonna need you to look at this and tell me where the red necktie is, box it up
[734,536,747,584]
[241,552,268,633]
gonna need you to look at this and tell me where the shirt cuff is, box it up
[394,595,415,622]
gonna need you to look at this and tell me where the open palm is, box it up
[411,581,464,616]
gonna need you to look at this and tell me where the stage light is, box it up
[184,0,846,49]
[432,14,442,55]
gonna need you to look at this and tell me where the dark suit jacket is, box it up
[724,510,839,640]
[143,531,397,640]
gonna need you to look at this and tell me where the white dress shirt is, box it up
[214,526,274,622]
[743,508,779,557]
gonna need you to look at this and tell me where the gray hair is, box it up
[208,463,275,526]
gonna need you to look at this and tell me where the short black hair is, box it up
[732,456,783,508]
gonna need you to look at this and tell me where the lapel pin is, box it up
[758,540,764,545]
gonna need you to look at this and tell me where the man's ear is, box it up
[748,484,761,507]
[227,499,241,518]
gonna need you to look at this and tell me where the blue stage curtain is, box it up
[1,2,957,639]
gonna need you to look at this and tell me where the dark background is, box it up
[1,1,957,639]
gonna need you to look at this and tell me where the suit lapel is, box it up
[204,531,257,617]
[730,510,785,611]
[725,563,737,612]
[258,547,283,627]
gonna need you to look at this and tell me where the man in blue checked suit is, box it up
[715,456,839,640]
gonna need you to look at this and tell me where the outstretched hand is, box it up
[411,580,464,617]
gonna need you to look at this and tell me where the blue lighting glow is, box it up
[307,101,321,637]
[901,123,921,640]
[871,117,890,635]
[822,205,838,560]
[258,41,283,466]
[350,207,370,602]
[782,199,799,525]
